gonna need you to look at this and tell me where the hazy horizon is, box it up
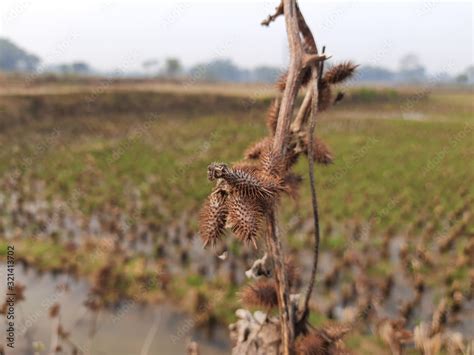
[0,1,472,75]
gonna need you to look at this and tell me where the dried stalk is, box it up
[263,0,327,352]
[264,209,294,353]
[301,46,326,319]
[200,1,354,353]
[265,1,307,353]
[272,0,304,157]
[261,2,283,26]
[291,88,312,134]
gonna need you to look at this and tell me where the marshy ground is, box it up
[0,77,472,353]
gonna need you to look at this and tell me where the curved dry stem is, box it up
[302,46,326,319]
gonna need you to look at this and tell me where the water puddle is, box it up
[0,264,230,354]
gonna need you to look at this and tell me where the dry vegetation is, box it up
[0,78,473,353]
[0,15,473,354]
[199,2,361,352]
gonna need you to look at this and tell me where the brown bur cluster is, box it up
[197,65,357,355]
[199,62,356,249]
[197,1,358,354]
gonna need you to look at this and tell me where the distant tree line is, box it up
[145,55,474,85]
[187,59,282,83]
[0,38,93,76]
[0,38,40,72]
[1,38,472,85]
[139,57,282,83]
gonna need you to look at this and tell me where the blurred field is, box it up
[0,79,473,353]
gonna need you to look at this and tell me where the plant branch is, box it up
[273,0,303,156]
[291,88,312,134]
[264,209,294,354]
[261,2,284,26]
[264,1,308,353]
[295,3,317,54]
[301,46,326,318]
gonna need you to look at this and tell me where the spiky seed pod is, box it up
[199,190,228,248]
[267,99,280,135]
[255,173,287,202]
[240,279,278,309]
[232,160,260,172]
[296,325,352,355]
[302,136,333,165]
[227,194,264,246]
[318,81,332,112]
[313,137,334,164]
[209,163,284,202]
[295,331,330,355]
[244,137,273,160]
[259,146,286,178]
[207,162,227,181]
[323,61,358,85]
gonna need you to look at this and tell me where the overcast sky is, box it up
[0,1,472,74]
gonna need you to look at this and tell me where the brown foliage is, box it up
[209,163,283,202]
[323,61,357,85]
[302,136,333,165]
[245,137,273,160]
[227,194,264,246]
[199,190,228,247]
[267,99,280,135]
[318,81,332,112]
[259,146,286,178]
[241,279,279,309]
[296,325,352,355]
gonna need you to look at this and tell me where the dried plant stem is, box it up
[202,1,356,352]
[291,88,312,134]
[266,1,307,353]
[264,209,294,354]
[302,46,326,319]
[272,0,303,156]
[264,0,328,351]
[302,76,321,318]
[290,4,318,136]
